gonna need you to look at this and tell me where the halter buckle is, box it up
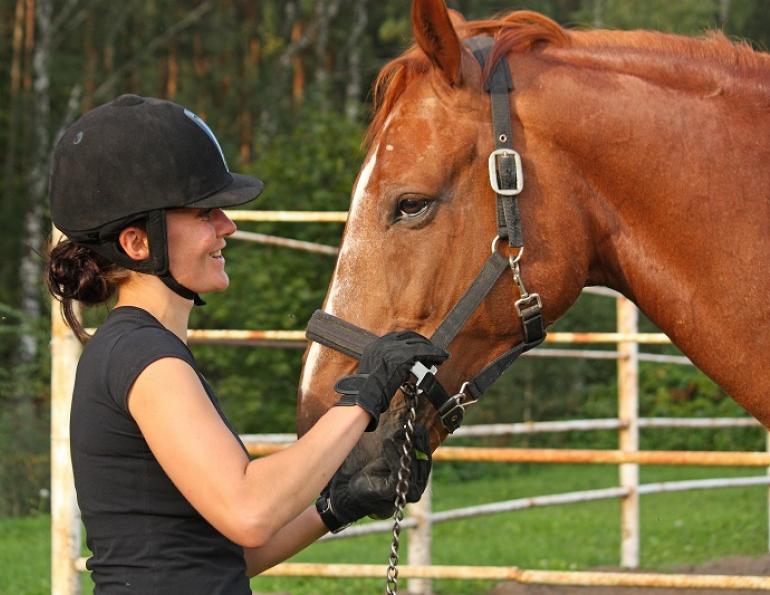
[515,293,543,317]
[438,382,477,433]
[488,148,524,196]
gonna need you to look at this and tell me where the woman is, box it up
[46,94,447,594]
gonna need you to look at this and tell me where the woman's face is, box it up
[165,207,237,294]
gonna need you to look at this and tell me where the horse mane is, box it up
[366,10,770,147]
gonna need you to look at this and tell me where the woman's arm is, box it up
[243,506,327,576]
[128,357,369,548]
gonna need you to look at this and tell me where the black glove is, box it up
[315,424,433,533]
[334,331,448,431]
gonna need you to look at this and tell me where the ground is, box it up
[489,554,770,595]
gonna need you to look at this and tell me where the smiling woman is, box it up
[163,207,237,294]
[44,94,444,594]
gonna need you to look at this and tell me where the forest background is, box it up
[1,0,769,516]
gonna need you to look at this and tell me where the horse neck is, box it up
[526,56,770,417]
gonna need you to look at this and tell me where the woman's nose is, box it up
[213,208,237,236]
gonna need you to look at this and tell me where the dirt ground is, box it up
[488,554,770,595]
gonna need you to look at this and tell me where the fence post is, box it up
[51,227,82,595]
[617,296,640,568]
[407,473,433,595]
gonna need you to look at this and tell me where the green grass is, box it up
[0,514,49,595]
[3,464,767,595]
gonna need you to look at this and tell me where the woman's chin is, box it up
[186,273,230,296]
[209,274,230,293]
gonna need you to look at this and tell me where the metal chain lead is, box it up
[385,382,418,595]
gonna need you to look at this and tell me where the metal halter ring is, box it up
[509,246,524,266]
[491,235,525,262]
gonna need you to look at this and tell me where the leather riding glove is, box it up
[316,424,433,533]
[333,331,448,431]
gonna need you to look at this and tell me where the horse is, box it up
[296,0,770,492]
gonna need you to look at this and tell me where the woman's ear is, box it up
[118,226,150,261]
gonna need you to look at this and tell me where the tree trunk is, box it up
[313,0,341,110]
[23,0,35,92]
[239,1,260,164]
[101,3,135,84]
[3,0,25,205]
[278,1,317,111]
[345,0,369,121]
[291,20,305,104]
[166,40,179,98]
[18,0,51,366]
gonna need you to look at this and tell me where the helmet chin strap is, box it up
[158,271,205,306]
[82,209,205,306]
[142,209,206,306]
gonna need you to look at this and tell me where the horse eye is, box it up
[398,198,430,218]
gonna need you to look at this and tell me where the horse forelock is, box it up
[366,9,770,149]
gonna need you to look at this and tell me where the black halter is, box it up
[306,37,546,433]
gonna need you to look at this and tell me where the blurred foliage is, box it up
[1,0,768,514]
[0,303,51,516]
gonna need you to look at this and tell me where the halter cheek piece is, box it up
[306,37,546,433]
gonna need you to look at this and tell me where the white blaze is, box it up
[326,146,378,316]
[300,147,379,396]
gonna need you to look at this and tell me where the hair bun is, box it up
[48,241,113,305]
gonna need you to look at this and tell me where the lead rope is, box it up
[385,382,418,594]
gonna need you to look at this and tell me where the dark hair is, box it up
[46,238,131,343]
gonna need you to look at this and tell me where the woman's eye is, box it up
[199,209,213,220]
[398,198,430,218]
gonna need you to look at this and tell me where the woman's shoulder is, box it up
[78,306,198,413]
[84,306,194,367]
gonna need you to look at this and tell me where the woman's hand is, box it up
[334,331,448,430]
[316,423,433,532]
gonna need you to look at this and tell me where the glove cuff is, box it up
[334,373,379,431]
[315,494,350,534]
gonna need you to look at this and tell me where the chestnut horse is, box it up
[297,0,770,487]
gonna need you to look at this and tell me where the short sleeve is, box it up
[106,326,196,413]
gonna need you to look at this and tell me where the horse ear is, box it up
[412,0,463,86]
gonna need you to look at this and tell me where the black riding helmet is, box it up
[49,94,264,305]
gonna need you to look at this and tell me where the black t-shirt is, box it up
[70,306,250,595]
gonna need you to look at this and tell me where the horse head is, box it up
[298,0,770,487]
[297,0,594,476]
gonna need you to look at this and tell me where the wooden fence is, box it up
[50,212,770,594]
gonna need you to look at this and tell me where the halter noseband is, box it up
[306,36,546,433]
